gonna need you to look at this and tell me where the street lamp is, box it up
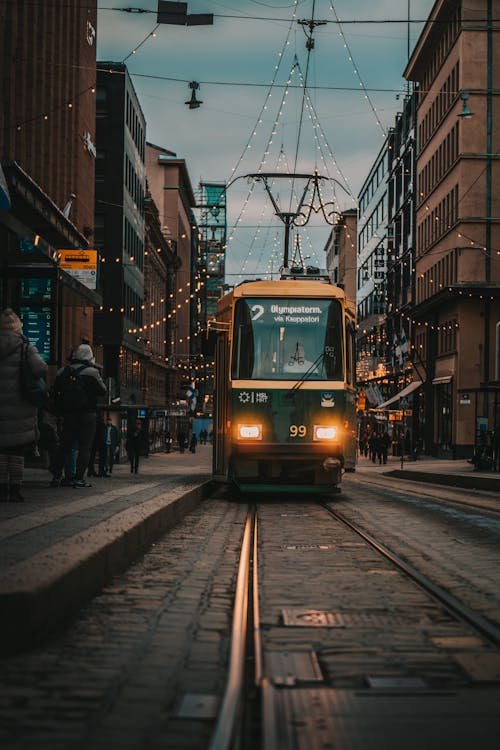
[458,92,474,119]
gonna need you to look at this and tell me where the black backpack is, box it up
[56,365,89,411]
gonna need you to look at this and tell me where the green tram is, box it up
[213,273,357,494]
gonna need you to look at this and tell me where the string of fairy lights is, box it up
[227,0,380,278]
[329,0,387,137]
[228,60,298,276]
[9,3,500,384]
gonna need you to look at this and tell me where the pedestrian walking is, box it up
[189,433,197,453]
[98,416,119,476]
[126,419,147,474]
[51,344,107,488]
[358,430,368,458]
[368,430,378,463]
[177,430,186,453]
[379,430,390,465]
[0,308,47,502]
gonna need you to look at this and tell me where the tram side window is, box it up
[232,302,254,378]
[346,322,355,384]
[323,304,343,380]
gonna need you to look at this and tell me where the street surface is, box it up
[1,452,499,749]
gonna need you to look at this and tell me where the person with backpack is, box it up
[50,344,106,488]
[0,308,47,502]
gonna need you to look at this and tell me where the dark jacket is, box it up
[0,331,47,449]
[126,427,147,455]
[53,344,106,415]
[98,422,119,451]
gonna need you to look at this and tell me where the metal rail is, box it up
[321,503,500,649]
[208,509,256,750]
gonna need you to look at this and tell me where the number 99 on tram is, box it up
[213,274,357,495]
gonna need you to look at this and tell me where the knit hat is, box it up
[0,307,22,333]
[71,343,95,365]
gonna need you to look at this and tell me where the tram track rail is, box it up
[208,508,258,750]
[345,472,500,519]
[209,496,500,750]
[320,501,500,649]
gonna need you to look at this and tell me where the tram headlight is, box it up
[237,424,263,440]
[313,425,338,441]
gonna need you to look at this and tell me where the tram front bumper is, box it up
[231,443,343,487]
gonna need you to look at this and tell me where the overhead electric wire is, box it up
[0,0,497,23]
[329,0,386,136]
[121,23,160,63]
[130,71,409,93]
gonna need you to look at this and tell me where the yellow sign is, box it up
[59,249,98,290]
[389,410,403,422]
[404,409,413,417]
[357,391,366,411]
[59,249,97,270]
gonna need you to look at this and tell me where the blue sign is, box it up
[321,391,335,408]
[21,278,52,302]
[19,306,52,363]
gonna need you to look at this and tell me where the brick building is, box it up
[324,209,357,306]
[404,0,500,457]
[0,1,100,371]
[146,143,199,411]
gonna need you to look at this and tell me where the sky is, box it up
[96,0,436,280]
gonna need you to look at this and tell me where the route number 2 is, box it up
[290,425,307,437]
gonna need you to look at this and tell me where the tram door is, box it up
[213,331,229,478]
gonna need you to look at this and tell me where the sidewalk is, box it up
[2,447,497,653]
[355,452,500,493]
[0,445,213,653]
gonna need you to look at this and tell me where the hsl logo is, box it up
[321,392,335,408]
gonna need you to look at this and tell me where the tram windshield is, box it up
[232,297,344,380]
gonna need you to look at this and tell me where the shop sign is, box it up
[460,393,471,405]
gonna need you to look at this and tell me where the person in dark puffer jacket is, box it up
[0,308,47,502]
[51,344,107,488]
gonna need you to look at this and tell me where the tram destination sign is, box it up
[256,301,324,325]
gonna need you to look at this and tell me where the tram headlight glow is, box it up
[237,424,263,440]
[313,425,338,441]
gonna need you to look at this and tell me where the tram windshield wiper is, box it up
[284,351,325,399]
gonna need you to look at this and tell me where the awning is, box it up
[432,375,453,385]
[376,380,422,409]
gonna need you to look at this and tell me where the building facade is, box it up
[0,2,100,372]
[146,143,199,414]
[324,209,357,305]
[404,0,500,457]
[94,62,146,406]
[356,139,390,403]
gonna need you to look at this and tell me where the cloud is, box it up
[97,0,436,271]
